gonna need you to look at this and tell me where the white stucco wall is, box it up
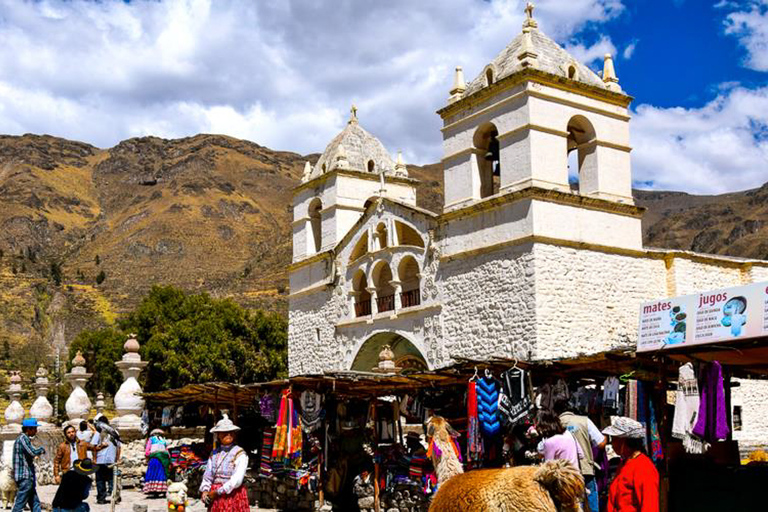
[532,243,667,358]
[438,244,537,362]
[731,378,768,451]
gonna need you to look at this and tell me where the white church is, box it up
[287,5,768,442]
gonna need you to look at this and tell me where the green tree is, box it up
[68,328,126,396]
[122,286,287,391]
[96,270,106,284]
[70,286,288,393]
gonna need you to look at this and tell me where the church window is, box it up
[375,222,388,250]
[372,261,395,313]
[473,122,500,198]
[398,256,421,309]
[322,163,326,173]
[485,68,494,86]
[350,231,369,262]
[395,221,424,248]
[308,198,323,253]
[353,269,371,317]
[568,65,577,79]
[367,160,375,172]
[566,115,597,194]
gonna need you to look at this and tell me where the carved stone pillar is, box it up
[112,334,148,430]
[29,366,54,429]
[94,393,106,417]
[367,287,379,315]
[390,279,402,313]
[3,371,24,434]
[65,352,92,423]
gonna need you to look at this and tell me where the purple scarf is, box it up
[692,361,730,442]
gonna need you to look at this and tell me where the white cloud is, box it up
[631,86,768,194]
[565,36,617,68]
[722,0,768,71]
[0,0,624,164]
[622,40,638,59]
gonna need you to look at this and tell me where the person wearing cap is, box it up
[51,458,96,512]
[199,414,249,512]
[143,428,170,497]
[11,418,45,512]
[602,416,659,512]
[554,398,606,512]
[53,425,87,485]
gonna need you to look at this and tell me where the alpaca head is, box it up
[426,416,459,446]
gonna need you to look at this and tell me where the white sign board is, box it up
[638,281,768,352]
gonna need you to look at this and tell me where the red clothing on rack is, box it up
[607,453,659,512]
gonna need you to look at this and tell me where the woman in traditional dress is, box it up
[143,428,170,497]
[603,416,659,512]
[199,414,249,512]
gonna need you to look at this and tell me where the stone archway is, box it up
[350,332,428,372]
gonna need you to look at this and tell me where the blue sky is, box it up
[0,0,765,194]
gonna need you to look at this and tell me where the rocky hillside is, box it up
[0,133,765,372]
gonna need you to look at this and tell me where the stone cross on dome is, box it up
[523,2,538,29]
[349,104,358,125]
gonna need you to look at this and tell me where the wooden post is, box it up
[373,399,380,512]
[318,416,325,507]
[232,389,238,424]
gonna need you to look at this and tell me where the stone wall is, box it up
[288,288,341,376]
[438,243,536,362]
[532,243,667,358]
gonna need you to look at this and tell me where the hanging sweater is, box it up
[671,363,706,453]
[476,376,500,435]
[692,361,730,443]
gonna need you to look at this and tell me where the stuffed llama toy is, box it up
[167,480,188,512]
[426,416,585,512]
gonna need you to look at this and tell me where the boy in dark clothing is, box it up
[52,459,96,512]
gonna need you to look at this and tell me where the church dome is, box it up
[307,106,395,181]
[460,4,617,99]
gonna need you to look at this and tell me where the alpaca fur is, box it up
[426,416,464,485]
[427,416,584,512]
[0,466,16,509]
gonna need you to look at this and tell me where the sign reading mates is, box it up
[638,281,768,352]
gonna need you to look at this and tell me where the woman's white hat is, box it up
[602,416,645,438]
[210,413,241,433]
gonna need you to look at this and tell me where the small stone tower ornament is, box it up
[95,392,106,416]
[394,151,409,178]
[29,366,54,428]
[112,333,148,430]
[65,351,92,422]
[372,344,402,373]
[3,371,25,433]
[602,53,622,92]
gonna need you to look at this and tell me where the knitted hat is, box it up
[602,416,645,438]
[150,428,165,436]
[210,414,240,433]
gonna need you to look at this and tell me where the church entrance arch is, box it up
[350,332,428,372]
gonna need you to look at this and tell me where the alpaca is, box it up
[426,416,584,512]
[0,466,16,509]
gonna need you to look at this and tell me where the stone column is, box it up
[367,287,379,315]
[29,366,54,430]
[112,334,148,430]
[95,392,106,417]
[65,351,92,423]
[390,280,402,314]
[3,371,24,434]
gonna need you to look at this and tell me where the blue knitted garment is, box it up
[476,376,500,435]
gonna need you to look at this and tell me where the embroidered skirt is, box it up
[143,457,168,494]
[209,484,249,512]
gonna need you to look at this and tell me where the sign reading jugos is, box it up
[637,281,768,352]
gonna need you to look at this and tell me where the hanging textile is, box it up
[692,361,730,443]
[259,393,277,423]
[300,390,323,433]
[466,381,483,463]
[672,362,707,454]
[260,428,275,476]
[603,377,620,410]
[498,367,533,426]
[648,397,664,462]
[626,380,639,420]
[161,406,173,427]
[271,389,303,467]
[476,376,501,435]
